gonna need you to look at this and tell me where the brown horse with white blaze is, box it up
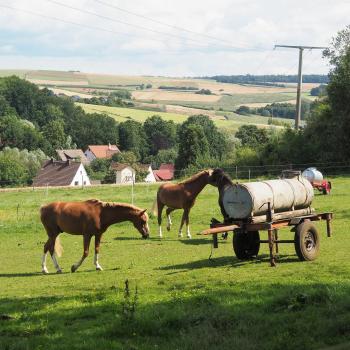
[40,199,149,274]
[153,170,213,238]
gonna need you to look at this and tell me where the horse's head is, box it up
[133,209,150,239]
[208,168,224,187]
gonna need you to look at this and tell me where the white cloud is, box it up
[0,0,348,75]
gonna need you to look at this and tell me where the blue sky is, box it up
[0,0,349,76]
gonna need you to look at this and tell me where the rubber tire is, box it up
[294,221,320,261]
[233,229,260,260]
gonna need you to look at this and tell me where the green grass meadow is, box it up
[1,178,350,350]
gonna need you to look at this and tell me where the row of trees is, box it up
[235,101,311,120]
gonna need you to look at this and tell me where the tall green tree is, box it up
[176,124,209,170]
[118,120,148,160]
[143,116,177,155]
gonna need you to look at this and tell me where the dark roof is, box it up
[33,160,82,187]
[56,149,89,165]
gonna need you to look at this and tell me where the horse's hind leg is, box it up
[71,234,92,273]
[94,234,103,271]
[157,201,165,238]
[166,208,175,231]
[43,231,61,274]
[178,211,186,238]
[184,209,191,239]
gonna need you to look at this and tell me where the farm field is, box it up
[0,177,349,350]
[77,102,290,132]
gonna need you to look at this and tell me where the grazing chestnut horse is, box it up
[40,199,149,274]
[153,170,213,239]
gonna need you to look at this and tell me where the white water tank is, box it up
[302,167,323,183]
[222,176,314,220]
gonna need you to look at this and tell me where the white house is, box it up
[111,163,136,184]
[33,160,91,187]
[139,164,157,183]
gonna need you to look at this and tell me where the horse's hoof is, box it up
[187,235,192,239]
[56,269,62,274]
[71,265,77,273]
[42,268,49,274]
[166,226,171,232]
[96,266,103,271]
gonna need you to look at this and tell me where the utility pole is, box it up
[274,45,327,129]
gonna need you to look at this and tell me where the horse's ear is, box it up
[140,209,147,216]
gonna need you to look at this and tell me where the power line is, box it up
[0,3,209,51]
[93,0,259,50]
[45,0,228,49]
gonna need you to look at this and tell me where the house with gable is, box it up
[84,144,120,162]
[33,159,91,187]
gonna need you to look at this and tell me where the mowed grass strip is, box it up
[0,178,349,350]
[77,103,188,123]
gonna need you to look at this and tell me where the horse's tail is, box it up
[151,196,158,216]
[55,236,63,258]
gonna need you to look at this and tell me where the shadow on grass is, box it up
[0,282,349,350]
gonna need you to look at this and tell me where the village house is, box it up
[84,144,120,162]
[56,149,89,165]
[110,162,136,184]
[153,164,175,181]
[138,164,157,183]
[33,159,91,187]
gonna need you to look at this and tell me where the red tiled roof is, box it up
[33,160,82,187]
[159,163,175,171]
[87,144,120,159]
[153,164,175,181]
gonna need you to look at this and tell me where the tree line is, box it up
[205,74,329,84]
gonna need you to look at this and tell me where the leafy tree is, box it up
[0,114,44,151]
[143,116,177,155]
[235,106,251,115]
[176,124,209,170]
[179,115,227,161]
[304,25,350,161]
[42,119,67,155]
[144,148,178,169]
[118,120,148,159]
[112,151,138,165]
[235,125,268,149]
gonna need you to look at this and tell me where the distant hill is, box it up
[204,74,329,85]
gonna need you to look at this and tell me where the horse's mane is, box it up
[86,199,141,211]
[179,170,209,184]
[213,168,234,187]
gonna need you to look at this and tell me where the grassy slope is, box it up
[77,103,287,134]
[0,178,349,350]
[77,103,188,123]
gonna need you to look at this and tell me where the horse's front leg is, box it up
[166,207,175,231]
[94,234,103,271]
[71,234,92,273]
[184,208,191,239]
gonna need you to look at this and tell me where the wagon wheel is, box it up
[233,229,260,260]
[294,221,320,261]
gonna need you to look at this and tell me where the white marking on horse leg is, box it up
[51,253,62,273]
[94,253,103,271]
[186,225,192,239]
[42,253,49,274]
[159,226,163,238]
[178,229,183,238]
[166,215,172,231]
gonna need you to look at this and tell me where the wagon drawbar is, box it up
[201,210,333,267]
